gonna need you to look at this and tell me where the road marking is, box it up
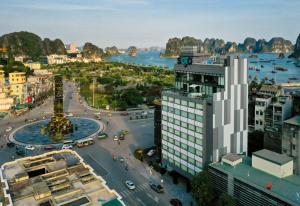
[136,198,147,206]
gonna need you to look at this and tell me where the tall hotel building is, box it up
[161,47,248,178]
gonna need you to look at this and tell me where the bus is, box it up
[76,138,94,148]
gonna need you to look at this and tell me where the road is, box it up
[0,81,187,206]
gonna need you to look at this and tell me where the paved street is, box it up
[0,81,193,206]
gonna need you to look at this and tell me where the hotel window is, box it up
[174,119,180,126]
[182,100,187,106]
[162,125,167,131]
[181,122,187,128]
[168,117,174,123]
[162,106,168,111]
[175,161,180,167]
[188,168,195,175]
[195,149,202,156]
[188,157,195,164]
[174,150,180,157]
[163,96,168,101]
[181,165,188,172]
[181,154,187,161]
[162,115,167,120]
[188,102,195,108]
[188,124,195,131]
[175,99,180,104]
[196,115,203,122]
[181,132,187,139]
[195,161,202,168]
[162,135,168,140]
[181,143,188,150]
[168,127,174,133]
[196,103,203,110]
[169,157,174,163]
[195,138,202,145]
[188,136,195,142]
[175,140,180,147]
[168,107,174,113]
[188,112,195,120]
[168,97,174,102]
[188,146,195,153]
[168,147,174,154]
[175,109,180,115]
[169,138,175,144]
[181,111,187,118]
[196,126,203,133]
[174,129,180,136]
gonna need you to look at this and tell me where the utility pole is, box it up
[92,76,97,107]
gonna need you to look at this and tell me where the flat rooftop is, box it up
[284,115,300,126]
[174,64,225,76]
[0,150,125,206]
[253,149,293,165]
[210,157,300,205]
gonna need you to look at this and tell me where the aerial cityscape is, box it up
[0,0,300,206]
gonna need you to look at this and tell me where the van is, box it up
[76,138,94,148]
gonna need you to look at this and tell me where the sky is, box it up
[0,0,300,48]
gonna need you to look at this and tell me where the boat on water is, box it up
[271,70,277,73]
[259,59,272,63]
[249,54,258,58]
[288,77,299,81]
[256,68,260,72]
[286,60,293,63]
[261,65,264,68]
[275,66,288,71]
[250,61,258,63]
[249,67,256,70]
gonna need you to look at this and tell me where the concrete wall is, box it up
[252,155,293,178]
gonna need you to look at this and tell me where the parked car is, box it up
[121,112,129,116]
[149,182,164,193]
[119,133,125,140]
[170,198,183,206]
[25,145,35,151]
[44,145,57,151]
[147,149,155,157]
[28,118,37,123]
[141,111,148,116]
[113,135,119,141]
[5,127,12,132]
[62,144,73,150]
[63,140,75,145]
[7,142,15,148]
[125,180,136,190]
[120,130,129,135]
[97,133,108,139]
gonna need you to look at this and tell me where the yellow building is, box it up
[0,70,4,84]
[9,72,26,104]
[24,61,41,70]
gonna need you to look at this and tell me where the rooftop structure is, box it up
[0,150,125,206]
[209,150,300,206]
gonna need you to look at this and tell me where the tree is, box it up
[217,193,236,206]
[191,170,214,206]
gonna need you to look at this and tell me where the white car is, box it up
[62,144,73,150]
[5,127,12,132]
[25,145,35,151]
[147,149,155,157]
[65,112,73,117]
[125,180,136,190]
[113,135,119,141]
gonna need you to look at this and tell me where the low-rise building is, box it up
[9,72,26,104]
[47,54,68,65]
[282,116,300,175]
[24,61,41,70]
[0,150,125,206]
[0,70,14,112]
[209,150,300,206]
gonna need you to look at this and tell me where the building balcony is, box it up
[163,88,211,100]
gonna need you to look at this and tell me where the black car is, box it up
[7,142,15,148]
[170,198,183,206]
[149,182,164,193]
[119,133,125,140]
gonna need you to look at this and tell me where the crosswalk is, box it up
[119,182,149,198]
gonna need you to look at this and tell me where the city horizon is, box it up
[1,0,300,48]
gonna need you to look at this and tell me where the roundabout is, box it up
[9,117,103,146]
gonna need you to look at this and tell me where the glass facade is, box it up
[161,96,203,176]
[175,72,224,97]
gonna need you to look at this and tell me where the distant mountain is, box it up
[162,36,294,57]
[289,34,300,59]
[0,31,66,60]
[128,46,137,57]
[82,42,104,58]
[105,46,120,56]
